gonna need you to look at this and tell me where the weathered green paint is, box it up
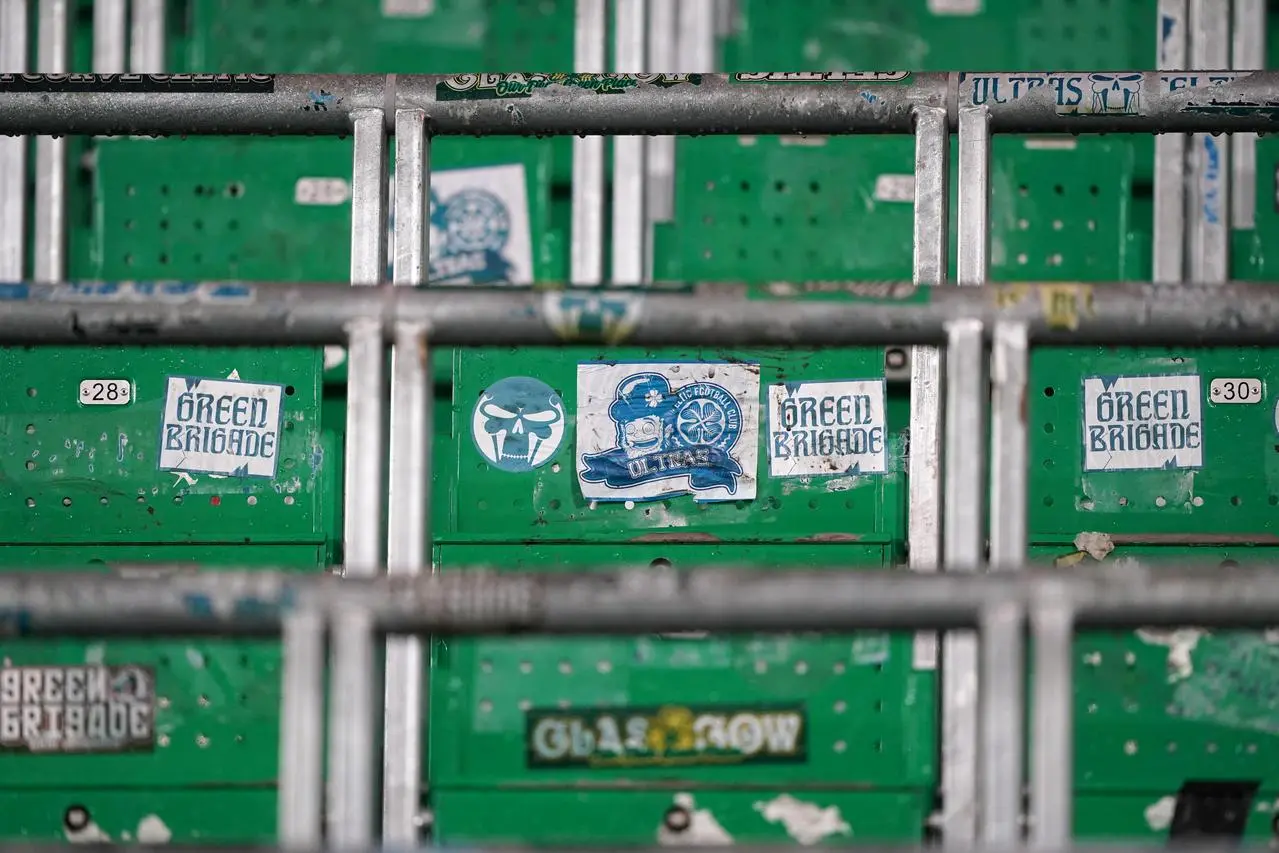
[430,545,933,790]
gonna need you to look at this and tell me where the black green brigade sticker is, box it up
[0,73,275,93]
[525,703,806,769]
[733,72,912,84]
[436,73,703,101]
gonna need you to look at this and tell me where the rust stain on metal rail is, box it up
[794,533,864,543]
[630,532,723,543]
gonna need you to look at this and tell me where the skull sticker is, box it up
[471,376,566,472]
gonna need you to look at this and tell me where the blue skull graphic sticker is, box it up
[576,362,760,503]
[472,376,567,472]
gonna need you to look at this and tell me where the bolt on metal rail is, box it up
[3,63,1279,851]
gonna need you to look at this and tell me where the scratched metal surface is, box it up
[0,346,327,545]
[429,544,935,789]
[1028,546,1279,796]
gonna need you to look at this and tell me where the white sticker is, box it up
[872,174,915,203]
[576,362,760,503]
[471,376,566,473]
[79,379,132,406]
[158,376,284,478]
[381,0,434,15]
[1082,374,1203,472]
[1209,378,1262,405]
[294,177,351,206]
[928,0,981,13]
[768,380,887,478]
[387,162,534,285]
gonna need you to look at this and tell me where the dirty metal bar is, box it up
[326,608,378,847]
[92,0,127,74]
[646,0,678,227]
[989,322,1028,571]
[0,73,947,136]
[1231,0,1265,229]
[277,610,326,848]
[383,108,430,845]
[0,0,29,280]
[907,106,949,673]
[9,280,1279,345]
[1154,0,1187,282]
[979,601,1025,845]
[940,319,986,845]
[1029,601,1074,848]
[611,0,649,285]
[11,565,1279,635]
[570,0,607,284]
[129,0,165,73]
[957,107,990,286]
[33,0,67,282]
[1188,0,1230,282]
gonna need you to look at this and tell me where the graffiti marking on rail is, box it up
[302,89,343,112]
[0,281,255,303]
[436,73,702,101]
[0,74,275,93]
[733,72,911,83]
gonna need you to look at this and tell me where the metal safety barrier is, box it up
[1,59,1277,851]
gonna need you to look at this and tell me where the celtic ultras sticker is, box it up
[575,362,760,503]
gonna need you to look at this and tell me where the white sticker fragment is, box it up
[323,346,347,370]
[872,174,915,203]
[158,376,285,478]
[1135,628,1207,682]
[754,794,852,846]
[1073,531,1115,561]
[658,793,734,846]
[1144,795,1177,830]
[65,820,111,844]
[768,380,887,478]
[1081,374,1203,472]
[136,815,172,844]
[381,0,434,16]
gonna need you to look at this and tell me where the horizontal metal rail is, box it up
[0,847,1266,853]
[0,71,1277,135]
[1,280,1278,345]
[2,564,1279,636]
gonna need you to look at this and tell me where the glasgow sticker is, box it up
[526,703,806,769]
[768,379,887,478]
[472,376,566,473]
[1,665,154,753]
[1082,374,1203,472]
[576,362,760,503]
[158,376,284,478]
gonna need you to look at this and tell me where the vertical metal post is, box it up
[1030,602,1075,847]
[1155,0,1188,282]
[611,0,648,285]
[645,0,678,236]
[678,0,716,72]
[941,318,986,845]
[33,0,66,282]
[943,103,990,846]
[1189,0,1230,282]
[908,106,949,675]
[383,107,432,845]
[327,608,378,847]
[1231,0,1265,230]
[128,0,166,72]
[0,0,29,280]
[93,0,127,73]
[979,601,1025,845]
[956,107,990,287]
[277,610,326,848]
[571,0,607,284]
[989,322,1028,570]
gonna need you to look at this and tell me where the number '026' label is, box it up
[79,379,132,406]
[1209,378,1262,404]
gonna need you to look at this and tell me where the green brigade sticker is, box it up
[436,73,703,101]
[525,703,806,769]
[732,72,911,83]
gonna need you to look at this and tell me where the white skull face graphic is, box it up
[471,377,566,472]
[621,414,667,459]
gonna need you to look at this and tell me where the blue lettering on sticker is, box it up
[1203,135,1222,225]
[580,372,745,495]
[1086,385,1202,462]
[964,73,1143,116]
[771,392,885,465]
